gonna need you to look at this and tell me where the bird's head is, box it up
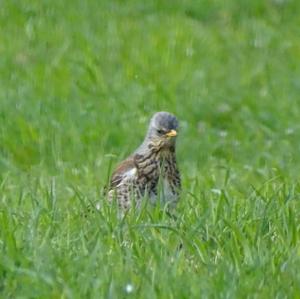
[146,111,179,150]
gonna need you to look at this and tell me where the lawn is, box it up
[1,0,300,298]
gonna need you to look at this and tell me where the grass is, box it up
[1,0,300,298]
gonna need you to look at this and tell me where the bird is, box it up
[107,111,181,210]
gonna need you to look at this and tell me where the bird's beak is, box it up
[165,129,177,137]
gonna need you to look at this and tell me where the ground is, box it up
[1,0,300,298]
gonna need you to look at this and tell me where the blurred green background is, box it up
[1,0,300,182]
[1,0,300,298]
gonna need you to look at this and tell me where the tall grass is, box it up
[1,0,300,297]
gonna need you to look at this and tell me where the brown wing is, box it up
[108,156,137,189]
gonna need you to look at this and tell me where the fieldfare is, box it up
[107,111,181,210]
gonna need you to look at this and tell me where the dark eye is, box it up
[157,129,165,135]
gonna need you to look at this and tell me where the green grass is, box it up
[1,0,300,298]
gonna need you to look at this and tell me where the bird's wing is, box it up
[109,156,138,189]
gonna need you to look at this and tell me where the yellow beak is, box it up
[165,129,177,137]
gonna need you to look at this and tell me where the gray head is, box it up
[144,111,179,149]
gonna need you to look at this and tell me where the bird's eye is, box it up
[157,129,165,135]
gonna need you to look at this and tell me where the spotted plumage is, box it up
[107,111,181,210]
